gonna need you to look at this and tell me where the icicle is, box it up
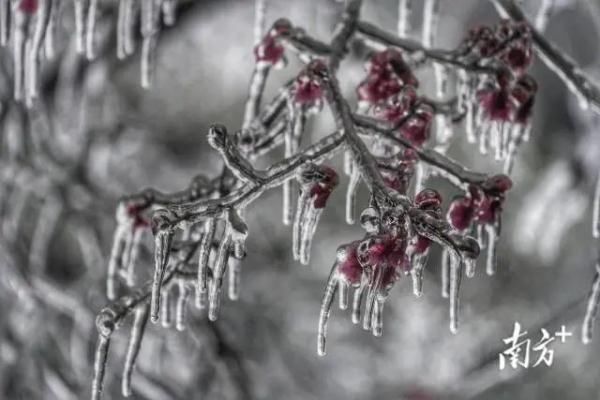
[208,230,231,321]
[107,224,127,300]
[228,258,241,301]
[0,0,8,46]
[175,279,190,331]
[160,285,172,328]
[253,0,267,47]
[122,303,150,397]
[412,162,426,197]
[140,0,159,88]
[338,280,349,310]
[196,218,215,309]
[12,7,28,101]
[485,223,498,276]
[397,0,412,38]
[117,0,127,59]
[91,334,110,400]
[592,174,600,239]
[292,190,310,260]
[343,150,353,176]
[411,252,428,297]
[283,105,305,225]
[351,281,365,324]
[433,64,448,98]
[535,0,555,32]
[372,298,385,337]
[422,0,440,48]
[85,0,98,59]
[73,0,86,53]
[44,0,60,59]
[441,248,450,298]
[345,167,360,224]
[317,267,338,356]
[161,0,176,26]
[124,228,144,286]
[150,227,174,323]
[464,255,476,278]
[465,101,476,144]
[583,264,600,344]
[299,206,323,265]
[449,251,462,334]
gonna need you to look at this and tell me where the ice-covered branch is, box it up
[491,0,600,114]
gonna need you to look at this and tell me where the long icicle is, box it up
[175,279,190,331]
[208,230,231,321]
[397,0,412,38]
[449,251,463,334]
[91,335,111,400]
[345,166,360,224]
[583,262,600,344]
[85,0,98,59]
[292,191,310,260]
[299,206,323,265]
[140,0,159,88]
[317,266,338,356]
[197,219,215,308]
[73,0,86,53]
[150,228,173,323]
[593,173,600,239]
[121,303,150,397]
[0,0,8,46]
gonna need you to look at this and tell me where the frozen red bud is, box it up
[483,174,513,193]
[19,0,38,14]
[337,242,363,285]
[293,72,323,108]
[477,88,513,122]
[415,189,442,210]
[254,36,285,65]
[399,107,433,147]
[412,235,432,255]
[306,165,339,209]
[448,196,476,231]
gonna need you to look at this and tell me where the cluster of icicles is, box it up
[91,10,537,400]
[1,0,177,106]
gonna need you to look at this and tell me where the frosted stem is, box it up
[345,167,360,224]
[122,304,150,397]
[317,267,338,356]
[197,218,216,308]
[583,264,600,344]
[91,335,111,400]
[150,229,174,323]
[449,251,462,334]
